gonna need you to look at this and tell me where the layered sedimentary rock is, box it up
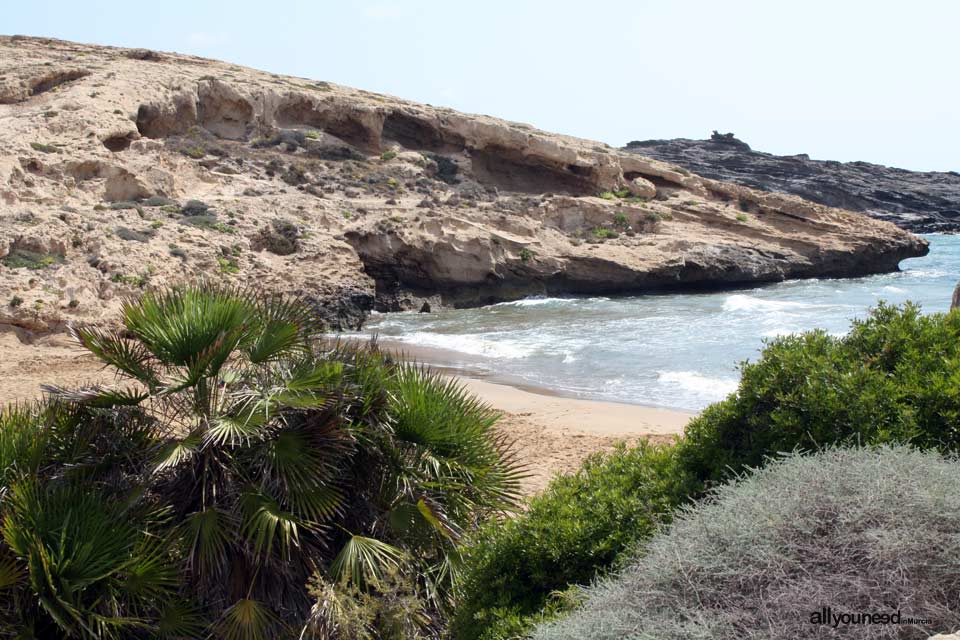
[0,37,927,334]
[625,132,960,233]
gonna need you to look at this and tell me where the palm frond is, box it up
[214,598,284,640]
[329,534,404,588]
[205,411,268,448]
[183,507,233,581]
[153,432,201,472]
[246,294,320,364]
[156,601,207,639]
[121,283,255,369]
[42,384,148,408]
[0,545,25,591]
[0,402,48,488]
[239,490,305,561]
[69,324,159,387]
[261,428,345,520]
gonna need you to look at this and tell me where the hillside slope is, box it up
[626,132,960,232]
[0,36,927,335]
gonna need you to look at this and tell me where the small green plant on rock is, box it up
[591,227,617,240]
[217,256,240,274]
[9,295,23,308]
[3,249,62,270]
[30,142,61,154]
[519,248,534,262]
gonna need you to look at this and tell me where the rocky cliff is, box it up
[625,132,960,233]
[0,37,927,334]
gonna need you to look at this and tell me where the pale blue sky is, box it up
[6,1,959,171]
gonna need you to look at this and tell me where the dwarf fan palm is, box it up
[8,282,523,638]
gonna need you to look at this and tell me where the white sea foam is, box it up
[658,371,738,398]
[388,332,535,360]
[494,297,567,308]
[722,294,824,313]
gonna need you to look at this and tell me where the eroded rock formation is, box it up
[0,37,928,335]
[625,132,960,233]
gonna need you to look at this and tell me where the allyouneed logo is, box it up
[809,607,931,628]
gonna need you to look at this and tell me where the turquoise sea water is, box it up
[364,234,960,411]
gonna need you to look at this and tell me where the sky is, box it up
[5,0,959,171]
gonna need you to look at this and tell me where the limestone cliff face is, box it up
[0,36,927,332]
[626,133,960,233]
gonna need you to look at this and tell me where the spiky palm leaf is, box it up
[330,534,405,589]
[214,598,285,640]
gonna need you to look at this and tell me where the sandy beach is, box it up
[0,332,695,495]
[455,376,693,494]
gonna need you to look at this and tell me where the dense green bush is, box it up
[455,303,960,639]
[451,442,696,640]
[535,446,960,640]
[0,283,521,639]
[679,302,960,484]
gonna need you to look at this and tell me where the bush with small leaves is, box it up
[452,442,694,640]
[535,446,960,640]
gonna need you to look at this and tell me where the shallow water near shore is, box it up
[363,234,959,411]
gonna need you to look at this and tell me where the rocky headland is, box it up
[0,36,927,338]
[626,132,960,233]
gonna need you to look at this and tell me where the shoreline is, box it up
[362,338,696,494]
[0,332,697,495]
[341,335,700,415]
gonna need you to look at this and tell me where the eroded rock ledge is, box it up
[0,36,928,332]
[626,132,960,233]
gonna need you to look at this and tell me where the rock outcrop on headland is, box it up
[625,132,960,233]
[0,37,927,334]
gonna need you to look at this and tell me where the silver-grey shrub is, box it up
[535,446,960,640]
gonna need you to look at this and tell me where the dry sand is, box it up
[0,332,694,496]
[457,376,693,495]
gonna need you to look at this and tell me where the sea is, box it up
[361,234,959,412]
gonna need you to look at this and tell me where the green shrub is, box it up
[29,142,61,154]
[735,212,748,222]
[180,214,234,234]
[252,219,301,255]
[8,295,23,308]
[2,249,62,270]
[381,150,398,161]
[217,256,240,274]
[115,226,154,242]
[141,195,177,207]
[183,145,206,159]
[597,191,616,201]
[451,442,694,640]
[535,446,960,640]
[519,248,534,263]
[679,302,960,485]
[456,303,960,639]
[590,227,617,240]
